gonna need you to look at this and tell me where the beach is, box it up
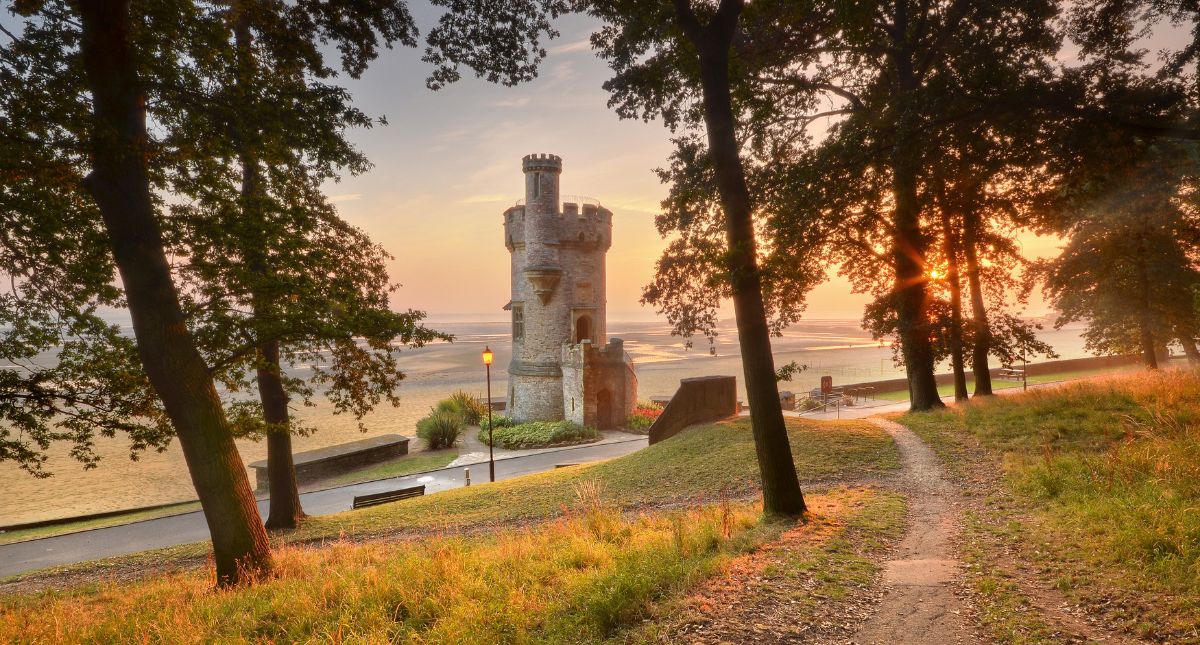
[0,318,1090,525]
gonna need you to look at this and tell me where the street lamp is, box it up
[482,346,495,482]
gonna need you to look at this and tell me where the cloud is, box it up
[491,97,532,108]
[549,38,592,55]
[329,193,362,203]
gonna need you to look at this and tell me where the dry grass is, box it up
[1,491,773,644]
[901,367,1200,642]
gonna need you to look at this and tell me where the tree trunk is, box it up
[888,30,943,412]
[674,0,806,516]
[1133,245,1159,369]
[939,207,968,402]
[77,0,271,586]
[1181,336,1200,362]
[233,8,306,530]
[259,341,305,529]
[962,206,994,396]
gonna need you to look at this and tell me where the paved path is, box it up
[853,417,977,644]
[0,437,646,579]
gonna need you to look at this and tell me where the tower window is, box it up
[532,172,541,199]
[512,304,525,341]
[575,315,592,344]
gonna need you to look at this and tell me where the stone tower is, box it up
[503,154,636,427]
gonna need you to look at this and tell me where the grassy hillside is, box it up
[290,416,900,543]
[0,418,902,643]
[900,368,1200,642]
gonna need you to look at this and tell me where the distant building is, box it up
[502,154,637,428]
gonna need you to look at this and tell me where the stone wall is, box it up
[648,375,738,445]
[562,338,637,429]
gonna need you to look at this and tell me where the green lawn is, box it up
[899,368,1200,642]
[873,365,1142,401]
[0,418,904,643]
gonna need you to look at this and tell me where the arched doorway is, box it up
[575,315,592,344]
[596,389,613,429]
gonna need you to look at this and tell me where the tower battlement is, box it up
[522,153,562,173]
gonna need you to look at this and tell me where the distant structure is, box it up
[502,154,637,428]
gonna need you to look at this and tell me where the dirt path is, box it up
[852,417,977,645]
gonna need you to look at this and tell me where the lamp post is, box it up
[482,346,495,482]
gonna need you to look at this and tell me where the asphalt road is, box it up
[0,437,647,579]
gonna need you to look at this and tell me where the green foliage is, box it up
[477,420,600,449]
[416,410,464,449]
[480,415,516,432]
[1040,142,1200,363]
[443,391,488,425]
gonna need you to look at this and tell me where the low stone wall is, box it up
[648,375,738,445]
[822,354,1143,396]
[249,434,409,489]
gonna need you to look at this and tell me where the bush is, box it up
[625,403,664,433]
[478,420,600,449]
[416,409,464,449]
[480,415,516,432]
[797,396,825,412]
[444,390,489,425]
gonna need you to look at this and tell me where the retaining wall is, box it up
[648,375,738,445]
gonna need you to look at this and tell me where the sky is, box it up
[322,8,961,323]
[0,5,1100,324]
[323,7,1081,323]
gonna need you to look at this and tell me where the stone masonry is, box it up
[503,154,637,428]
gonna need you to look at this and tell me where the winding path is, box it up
[853,417,977,645]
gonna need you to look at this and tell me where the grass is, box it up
[0,415,906,643]
[300,416,900,543]
[4,416,901,583]
[477,419,601,449]
[318,449,459,488]
[899,367,1200,642]
[873,365,1141,401]
[0,493,767,643]
[628,487,908,642]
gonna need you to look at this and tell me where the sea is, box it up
[0,318,1092,525]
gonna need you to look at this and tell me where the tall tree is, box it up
[1043,142,1200,367]
[161,0,438,531]
[585,0,810,515]
[73,0,272,584]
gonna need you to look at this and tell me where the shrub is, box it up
[445,390,489,425]
[416,409,464,449]
[625,403,664,433]
[797,396,825,412]
[480,415,516,432]
[478,420,600,449]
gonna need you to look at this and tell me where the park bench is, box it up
[997,368,1026,382]
[351,485,425,510]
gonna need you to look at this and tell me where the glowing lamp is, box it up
[482,346,493,366]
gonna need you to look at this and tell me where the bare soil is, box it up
[851,418,979,644]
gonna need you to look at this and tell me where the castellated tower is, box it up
[503,154,636,427]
